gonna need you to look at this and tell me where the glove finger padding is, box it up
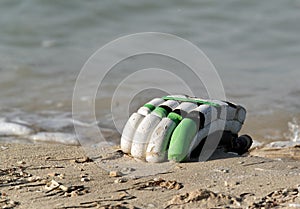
[146,102,198,163]
[130,99,180,159]
[120,98,165,154]
[121,96,252,163]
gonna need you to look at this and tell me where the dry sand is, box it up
[0,143,299,209]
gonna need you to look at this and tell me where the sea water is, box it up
[0,0,300,145]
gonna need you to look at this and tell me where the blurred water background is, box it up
[0,0,299,144]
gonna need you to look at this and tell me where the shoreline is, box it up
[1,143,300,209]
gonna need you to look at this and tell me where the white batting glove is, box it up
[121,95,252,163]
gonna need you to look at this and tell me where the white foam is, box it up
[28,132,80,145]
[266,141,299,148]
[250,140,263,149]
[266,118,300,148]
[0,121,34,136]
[286,118,300,142]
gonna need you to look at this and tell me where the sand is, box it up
[0,143,299,209]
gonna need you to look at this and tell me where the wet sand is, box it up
[1,143,299,209]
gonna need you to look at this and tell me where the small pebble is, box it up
[216,168,229,173]
[15,186,21,190]
[224,181,240,187]
[17,160,26,165]
[70,191,79,197]
[109,171,122,177]
[45,180,60,190]
[10,200,18,204]
[254,168,265,171]
[59,185,70,192]
[80,173,89,178]
[64,192,70,197]
[120,167,135,174]
[59,174,65,179]
[3,200,19,208]
[224,181,229,187]
[282,189,288,195]
[81,177,90,182]
[47,172,59,177]
[1,146,8,151]
[114,178,128,183]
[27,176,41,182]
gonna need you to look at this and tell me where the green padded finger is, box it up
[167,112,182,125]
[143,103,156,111]
[153,106,168,118]
[168,118,198,162]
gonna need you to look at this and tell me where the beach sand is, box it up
[1,143,299,209]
